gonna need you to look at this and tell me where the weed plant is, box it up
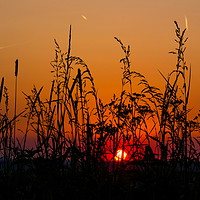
[0,22,200,200]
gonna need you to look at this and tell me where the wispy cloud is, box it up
[0,41,30,50]
[185,15,188,30]
[81,15,87,21]
[0,44,16,50]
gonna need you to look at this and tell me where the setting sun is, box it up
[115,149,127,161]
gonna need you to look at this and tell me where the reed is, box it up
[0,77,4,103]
[13,59,18,147]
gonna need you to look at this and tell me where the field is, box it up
[1,22,200,200]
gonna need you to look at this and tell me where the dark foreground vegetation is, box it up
[1,22,200,200]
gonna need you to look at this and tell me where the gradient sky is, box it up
[1,0,200,116]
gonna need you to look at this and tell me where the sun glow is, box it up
[115,149,127,161]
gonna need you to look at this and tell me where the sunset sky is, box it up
[1,0,200,116]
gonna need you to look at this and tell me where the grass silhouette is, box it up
[0,21,200,200]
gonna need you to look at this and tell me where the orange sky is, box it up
[1,0,200,117]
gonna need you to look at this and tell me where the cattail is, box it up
[14,59,18,147]
[0,77,4,103]
[15,59,18,77]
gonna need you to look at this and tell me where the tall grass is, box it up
[0,21,200,199]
